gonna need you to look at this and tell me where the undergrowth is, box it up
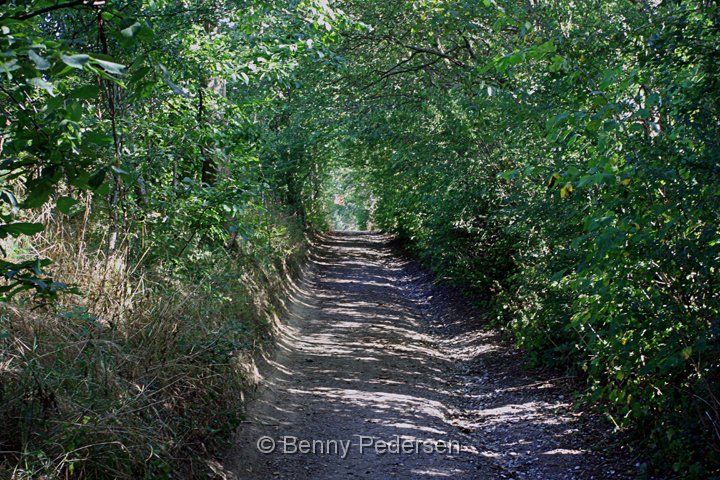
[0,203,306,479]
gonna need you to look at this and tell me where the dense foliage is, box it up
[291,0,719,476]
[0,0,344,477]
[1,0,718,478]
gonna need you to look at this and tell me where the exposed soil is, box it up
[219,232,640,479]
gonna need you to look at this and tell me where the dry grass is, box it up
[0,203,306,479]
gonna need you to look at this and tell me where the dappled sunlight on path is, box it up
[221,232,635,479]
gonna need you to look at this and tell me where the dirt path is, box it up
[221,232,637,479]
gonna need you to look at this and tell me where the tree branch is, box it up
[6,0,89,21]
[460,33,476,59]
[375,51,421,79]
[398,43,467,68]
[364,57,444,89]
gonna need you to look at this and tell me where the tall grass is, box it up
[0,200,306,479]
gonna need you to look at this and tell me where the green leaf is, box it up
[537,40,556,54]
[84,132,113,146]
[111,165,129,176]
[549,55,564,72]
[497,169,519,181]
[70,85,99,99]
[120,22,142,38]
[91,57,126,75]
[165,76,188,95]
[57,197,79,215]
[129,66,151,84]
[66,101,83,122]
[28,77,55,96]
[646,93,661,107]
[1,190,19,210]
[578,172,616,188]
[28,50,50,70]
[23,184,53,208]
[89,168,107,190]
[68,171,91,190]
[1,222,45,237]
[61,54,90,69]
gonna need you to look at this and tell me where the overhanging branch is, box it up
[5,0,91,21]
[398,43,467,68]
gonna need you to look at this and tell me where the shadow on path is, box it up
[220,232,636,479]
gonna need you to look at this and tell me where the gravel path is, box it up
[221,232,638,479]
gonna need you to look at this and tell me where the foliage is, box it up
[324,167,371,231]
[287,0,719,476]
[1,0,719,478]
[0,0,341,477]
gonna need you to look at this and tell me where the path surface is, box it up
[222,232,637,479]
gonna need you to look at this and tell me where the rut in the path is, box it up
[220,232,636,480]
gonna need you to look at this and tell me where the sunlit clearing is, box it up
[324,167,375,231]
